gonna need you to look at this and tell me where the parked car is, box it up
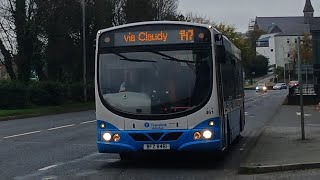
[256,83,267,92]
[288,81,299,88]
[273,83,288,90]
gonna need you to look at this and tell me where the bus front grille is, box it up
[161,132,184,141]
[128,133,150,141]
[147,133,164,141]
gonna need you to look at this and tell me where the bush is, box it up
[29,81,66,105]
[67,82,95,102]
[68,82,84,102]
[0,80,94,109]
[0,81,28,109]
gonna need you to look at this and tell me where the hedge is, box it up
[0,80,94,109]
[0,81,28,109]
[29,81,66,106]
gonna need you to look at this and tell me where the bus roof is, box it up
[97,21,218,35]
[97,21,241,60]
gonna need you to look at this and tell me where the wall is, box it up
[274,36,301,67]
[256,35,276,65]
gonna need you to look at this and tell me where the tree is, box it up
[247,29,265,51]
[0,40,16,79]
[301,33,312,64]
[287,34,312,67]
[113,0,126,25]
[183,12,211,23]
[35,0,83,82]
[87,0,115,80]
[249,55,269,77]
[152,0,179,20]
[123,0,154,23]
[0,0,44,81]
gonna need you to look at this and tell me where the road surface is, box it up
[2,90,313,180]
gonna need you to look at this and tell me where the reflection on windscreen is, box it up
[99,49,211,115]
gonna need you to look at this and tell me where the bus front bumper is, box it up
[97,118,222,153]
[97,138,222,153]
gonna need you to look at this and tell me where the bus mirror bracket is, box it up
[215,45,226,64]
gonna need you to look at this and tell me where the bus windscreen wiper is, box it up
[113,52,157,63]
[151,51,197,64]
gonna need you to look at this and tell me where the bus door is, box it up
[214,34,228,149]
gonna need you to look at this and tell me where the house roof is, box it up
[255,16,310,36]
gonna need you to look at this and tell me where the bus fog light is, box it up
[193,132,201,140]
[202,130,212,139]
[209,121,215,126]
[113,133,120,142]
[102,132,112,142]
[100,123,106,129]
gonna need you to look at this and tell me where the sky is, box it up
[178,0,320,32]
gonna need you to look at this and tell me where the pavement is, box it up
[240,105,320,174]
[0,90,294,179]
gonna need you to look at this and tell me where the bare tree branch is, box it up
[0,21,15,52]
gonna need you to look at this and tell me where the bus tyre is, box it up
[119,152,134,161]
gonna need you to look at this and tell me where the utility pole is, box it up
[82,0,87,102]
[284,63,286,83]
[297,37,305,140]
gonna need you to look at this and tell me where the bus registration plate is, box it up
[143,144,170,150]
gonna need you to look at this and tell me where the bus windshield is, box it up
[98,48,212,116]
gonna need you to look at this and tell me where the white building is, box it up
[256,33,277,66]
[255,0,316,68]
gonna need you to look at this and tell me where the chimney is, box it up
[303,0,314,24]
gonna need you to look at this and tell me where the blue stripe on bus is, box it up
[97,117,222,153]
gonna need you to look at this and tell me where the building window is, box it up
[256,40,269,47]
[271,49,274,52]
[287,40,290,44]
[288,53,290,58]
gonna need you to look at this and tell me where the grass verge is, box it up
[0,102,95,121]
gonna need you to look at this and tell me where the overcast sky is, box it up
[178,0,320,32]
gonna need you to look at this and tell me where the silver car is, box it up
[273,83,287,90]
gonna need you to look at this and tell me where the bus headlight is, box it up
[193,132,202,140]
[102,132,112,142]
[263,86,267,90]
[113,133,120,142]
[202,130,213,139]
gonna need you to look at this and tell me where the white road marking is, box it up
[47,124,75,131]
[38,164,59,171]
[80,120,96,125]
[3,131,41,139]
[41,176,58,180]
[307,124,320,126]
[296,112,312,117]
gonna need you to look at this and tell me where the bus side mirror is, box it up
[215,45,226,64]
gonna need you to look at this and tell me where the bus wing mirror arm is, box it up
[215,45,226,64]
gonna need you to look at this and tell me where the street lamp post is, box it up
[82,0,87,102]
[284,63,286,83]
[297,37,305,140]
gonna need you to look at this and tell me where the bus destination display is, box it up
[113,29,194,46]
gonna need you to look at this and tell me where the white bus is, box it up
[95,21,245,160]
